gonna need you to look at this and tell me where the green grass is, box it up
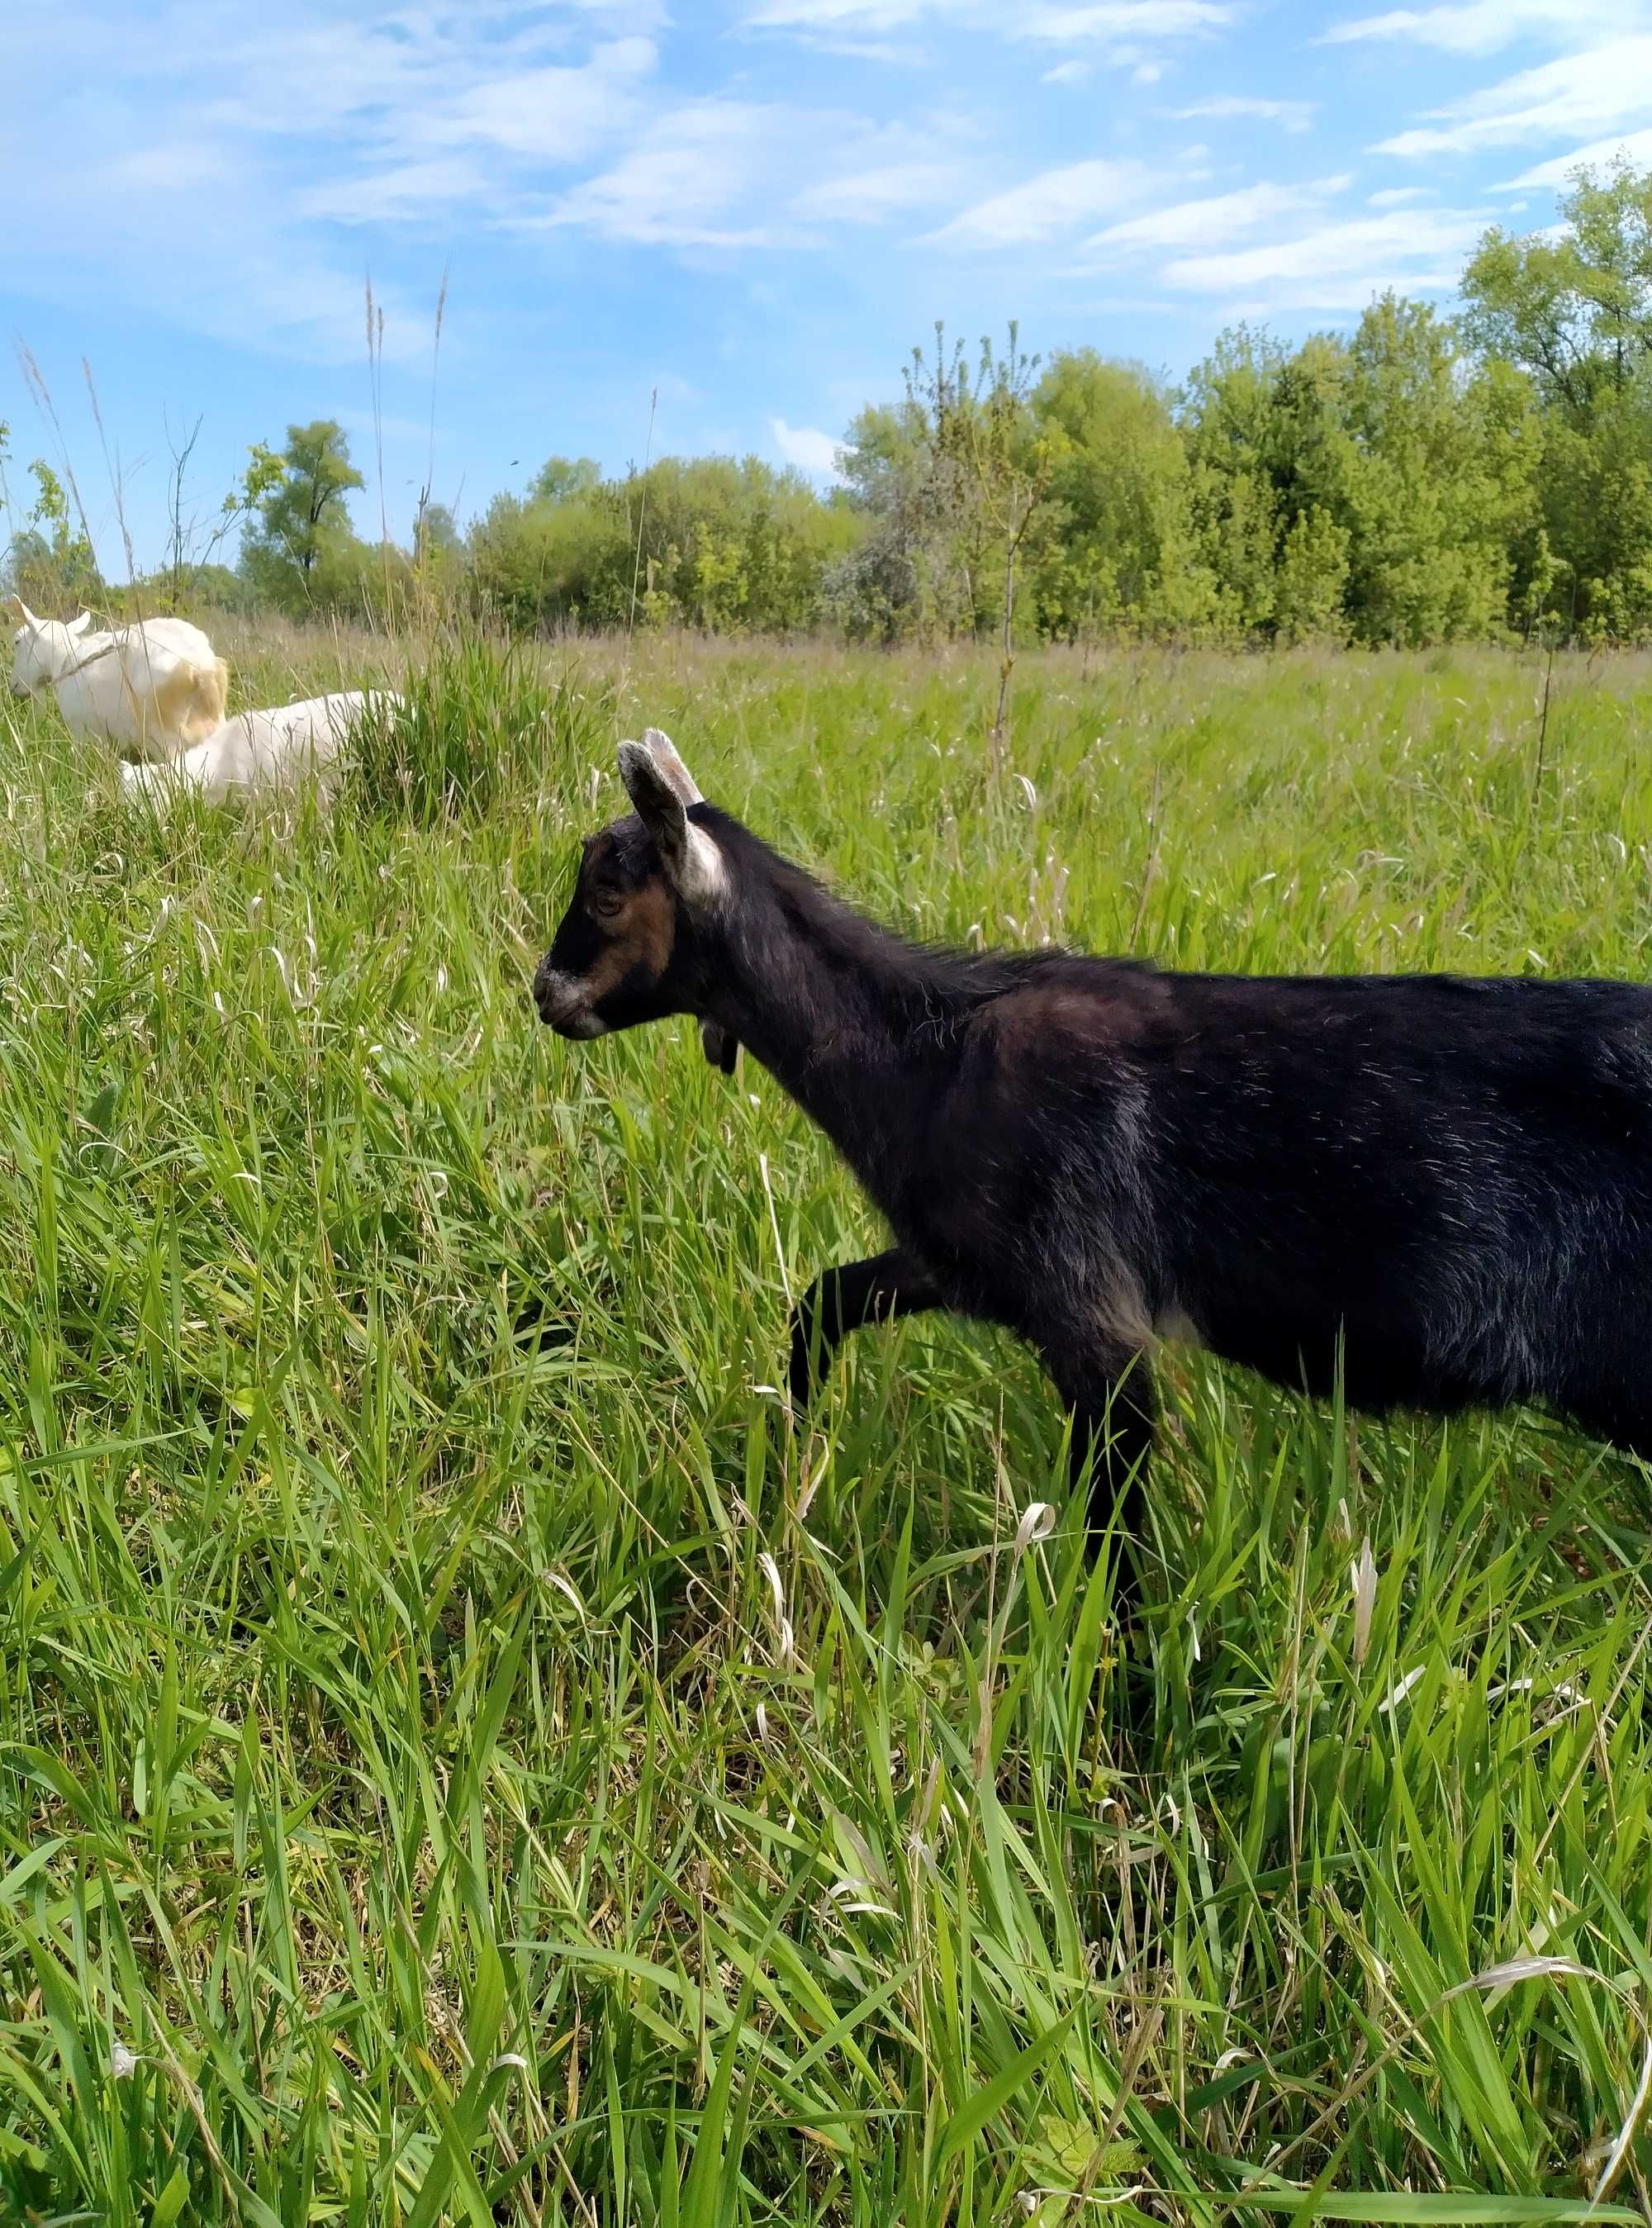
[2,633,1652,2224]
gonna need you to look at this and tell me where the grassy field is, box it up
[3,629,1652,2225]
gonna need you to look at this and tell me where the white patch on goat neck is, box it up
[1091,1279,1203,1356]
[1154,1304,1203,1350]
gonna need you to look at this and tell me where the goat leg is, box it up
[787,1247,941,1413]
[1042,1341,1157,1617]
[700,1020,738,1073]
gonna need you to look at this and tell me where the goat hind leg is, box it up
[1042,1341,1157,1615]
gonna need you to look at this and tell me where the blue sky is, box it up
[4,0,1650,573]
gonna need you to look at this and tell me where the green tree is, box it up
[828,398,939,642]
[1275,508,1351,643]
[240,420,366,613]
[6,459,101,612]
[1031,350,1214,642]
[529,457,603,505]
[1181,325,1341,639]
[1462,159,1652,418]
[1464,160,1652,635]
[468,454,857,636]
[1331,296,1538,644]
[1181,305,1537,647]
[833,322,1052,677]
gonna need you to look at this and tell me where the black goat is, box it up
[535,729,1652,1595]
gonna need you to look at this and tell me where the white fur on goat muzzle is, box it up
[535,967,610,1038]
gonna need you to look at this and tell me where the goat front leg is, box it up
[700,1020,738,1074]
[788,1247,941,1413]
[1042,1342,1157,1616]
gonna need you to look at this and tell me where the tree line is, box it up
[8,161,1652,650]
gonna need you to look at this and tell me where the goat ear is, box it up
[67,610,93,638]
[7,596,37,629]
[618,739,726,909]
[640,726,702,806]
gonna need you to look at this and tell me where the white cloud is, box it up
[1083,177,1349,255]
[771,418,843,475]
[536,102,820,245]
[299,157,492,223]
[427,40,657,162]
[1495,126,1652,187]
[529,108,974,245]
[1161,205,1488,308]
[201,11,645,143]
[1376,36,1652,156]
[743,0,962,24]
[928,157,1156,248]
[1042,58,1094,82]
[1172,94,1316,131]
[1323,1,1645,57]
[1018,2,1232,36]
[744,0,1230,34]
[1367,184,1436,205]
[106,144,234,195]
[1,77,431,364]
[0,3,674,359]
[793,161,961,221]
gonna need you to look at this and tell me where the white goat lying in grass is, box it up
[8,598,229,756]
[121,691,398,806]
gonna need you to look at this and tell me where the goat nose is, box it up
[532,962,572,1025]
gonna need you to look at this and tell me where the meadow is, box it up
[2,625,1652,2225]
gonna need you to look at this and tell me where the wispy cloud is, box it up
[286,33,662,221]
[1042,58,1093,83]
[299,157,493,225]
[1368,184,1437,205]
[1,4,669,358]
[1161,205,1488,309]
[928,158,1158,248]
[744,0,1229,36]
[743,0,961,25]
[793,161,963,221]
[1375,36,1652,156]
[527,109,974,245]
[1172,94,1316,131]
[421,40,658,162]
[1323,1,1645,57]
[1018,2,1232,36]
[771,418,843,474]
[1083,177,1350,257]
[533,102,819,246]
[1495,125,1652,187]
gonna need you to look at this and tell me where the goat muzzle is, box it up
[533,965,606,1038]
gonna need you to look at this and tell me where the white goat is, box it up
[7,599,229,758]
[121,691,397,808]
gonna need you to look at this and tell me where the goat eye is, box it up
[592,890,624,922]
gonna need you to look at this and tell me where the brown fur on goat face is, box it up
[534,822,685,1038]
[536,726,1652,1620]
